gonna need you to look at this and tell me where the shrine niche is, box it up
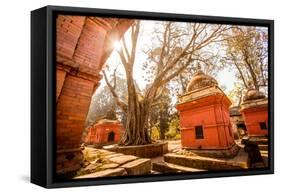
[85,119,123,147]
[176,71,239,157]
[240,89,268,138]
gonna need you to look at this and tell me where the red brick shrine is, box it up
[240,89,268,138]
[85,119,123,146]
[176,71,238,157]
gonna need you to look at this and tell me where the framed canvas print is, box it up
[31,5,274,188]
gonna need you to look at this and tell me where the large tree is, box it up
[103,21,231,145]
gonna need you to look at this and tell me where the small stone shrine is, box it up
[85,119,123,147]
[176,70,239,157]
[240,89,268,138]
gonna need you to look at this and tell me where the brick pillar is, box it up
[55,16,113,175]
[55,15,133,176]
[56,73,101,175]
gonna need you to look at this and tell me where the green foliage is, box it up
[149,86,172,140]
[150,126,160,140]
[227,82,244,106]
[165,116,180,140]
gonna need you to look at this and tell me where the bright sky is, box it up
[102,20,157,91]
[98,20,267,106]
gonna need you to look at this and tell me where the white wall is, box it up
[0,0,279,193]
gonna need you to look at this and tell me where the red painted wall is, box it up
[86,122,123,145]
[177,94,234,150]
[241,106,268,137]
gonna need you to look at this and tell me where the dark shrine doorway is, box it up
[108,131,115,142]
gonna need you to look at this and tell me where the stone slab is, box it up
[152,161,205,173]
[75,168,127,179]
[121,158,151,175]
[258,144,268,151]
[109,155,138,165]
[164,152,247,170]
[99,163,120,170]
[104,153,124,159]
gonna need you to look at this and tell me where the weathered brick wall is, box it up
[56,16,85,60]
[56,69,66,101]
[56,75,95,150]
[73,18,107,74]
[55,15,133,175]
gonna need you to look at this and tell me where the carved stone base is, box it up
[56,148,84,176]
[182,143,240,158]
[104,142,168,158]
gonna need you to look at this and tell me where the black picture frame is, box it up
[31,5,274,188]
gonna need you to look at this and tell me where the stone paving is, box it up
[162,148,248,171]
[74,147,151,179]
[74,139,267,178]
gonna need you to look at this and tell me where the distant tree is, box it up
[149,86,171,140]
[228,82,244,106]
[85,75,127,127]
[222,27,268,91]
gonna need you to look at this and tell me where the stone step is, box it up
[258,144,268,151]
[75,168,127,179]
[152,161,205,173]
[257,140,268,145]
[121,158,151,175]
[260,150,268,167]
[164,153,248,170]
[249,137,268,145]
[260,150,268,156]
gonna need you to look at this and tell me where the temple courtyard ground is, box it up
[74,140,268,179]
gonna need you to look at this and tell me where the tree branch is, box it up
[102,70,127,112]
[121,37,130,61]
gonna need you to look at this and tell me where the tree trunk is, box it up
[243,51,259,90]
[230,53,248,89]
[119,66,152,145]
[120,100,151,145]
[159,109,169,140]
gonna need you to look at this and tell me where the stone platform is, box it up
[181,143,240,158]
[152,161,206,173]
[74,147,151,179]
[103,142,168,158]
[162,148,248,171]
[249,136,268,151]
